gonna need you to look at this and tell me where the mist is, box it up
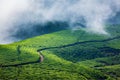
[0,0,120,44]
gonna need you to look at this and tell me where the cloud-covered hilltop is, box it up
[0,0,120,44]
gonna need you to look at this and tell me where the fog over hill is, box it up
[0,0,120,44]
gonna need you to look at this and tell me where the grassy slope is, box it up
[0,25,120,79]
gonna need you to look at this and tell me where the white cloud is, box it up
[0,0,120,44]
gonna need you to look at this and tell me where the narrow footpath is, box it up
[1,35,120,67]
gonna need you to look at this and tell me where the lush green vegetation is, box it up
[0,25,120,80]
[0,45,39,65]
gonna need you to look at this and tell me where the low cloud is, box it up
[0,0,120,44]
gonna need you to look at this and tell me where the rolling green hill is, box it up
[0,25,120,80]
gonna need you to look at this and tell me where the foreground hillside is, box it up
[0,25,120,80]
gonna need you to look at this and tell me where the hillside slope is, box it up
[0,25,120,80]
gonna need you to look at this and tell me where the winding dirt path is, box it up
[38,52,44,62]
[1,35,120,67]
